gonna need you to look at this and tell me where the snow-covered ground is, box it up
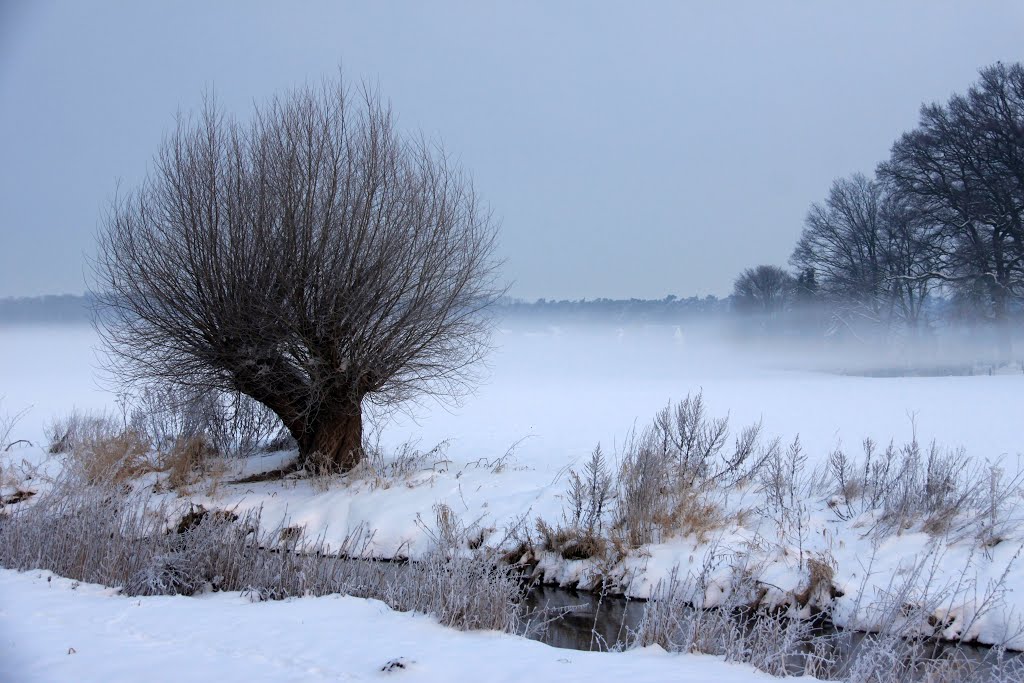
[4,321,1024,674]
[0,568,774,682]
[4,322,1023,467]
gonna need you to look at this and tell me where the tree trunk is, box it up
[992,285,1014,364]
[995,319,1013,365]
[297,400,364,472]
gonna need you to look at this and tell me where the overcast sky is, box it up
[2,2,1023,300]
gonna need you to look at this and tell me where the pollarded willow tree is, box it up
[94,80,502,472]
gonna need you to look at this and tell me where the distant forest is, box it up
[0,293,732,327]
[2,290,1020,364]
[0,293,96,325]
[0,290,986,329]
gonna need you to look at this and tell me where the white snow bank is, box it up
[0,568,776,682]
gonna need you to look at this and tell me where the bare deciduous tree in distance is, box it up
[880,62,1024,356]
[94,79,503,472]
[791,174,888,324]
[732,265,794,316]
[792,173,937,336]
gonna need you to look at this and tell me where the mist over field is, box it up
[4,313,1022,474]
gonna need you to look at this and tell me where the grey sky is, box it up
[2,1,1023,301]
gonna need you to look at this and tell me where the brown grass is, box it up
[665,490,727,544]
[536,519,608,561]
[73,429,153,486]
[161,436,217,491]
[45,411,233,493]
[46,412,155,485]
[793,556,837,608]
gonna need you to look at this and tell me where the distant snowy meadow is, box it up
[3,321,1022,474]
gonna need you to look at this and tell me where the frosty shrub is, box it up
[399,504,526,631]
[566,446,613,536]
[45,411,156,485]
[125,384,282,460]
[629,556,1024,682]
[1,398,28,451]
[0,478,524,632]
[533,445,614,562]
[546,393,777,564]
[827,434,1024,543]
[613,392,776,546]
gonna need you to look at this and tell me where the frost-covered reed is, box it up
[0,480,524,633]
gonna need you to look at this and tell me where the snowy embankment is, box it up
[161,440,1024,650]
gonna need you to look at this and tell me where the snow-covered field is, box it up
[4,322,1022,474]
[4,321,1024,679]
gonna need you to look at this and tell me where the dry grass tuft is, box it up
[664,491,728,544]
[161,436,217,491]
[75,428,153,485]
[45,407,232,493]
[536,518,607,561]
[793,556,837,607]
[46,412,154,485]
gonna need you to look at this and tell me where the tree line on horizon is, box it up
[733,62,1024,356]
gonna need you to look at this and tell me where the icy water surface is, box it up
[524,585,1022,679]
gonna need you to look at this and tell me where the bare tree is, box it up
[877,188,937,333]
[791,174,888,326]
[732,265,794,316]
[880,62,1024,356]
[94,79,502,472]
[790,173,937,337]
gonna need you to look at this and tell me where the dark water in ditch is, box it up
[524,586,645,650]
[523,585,1022,679]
